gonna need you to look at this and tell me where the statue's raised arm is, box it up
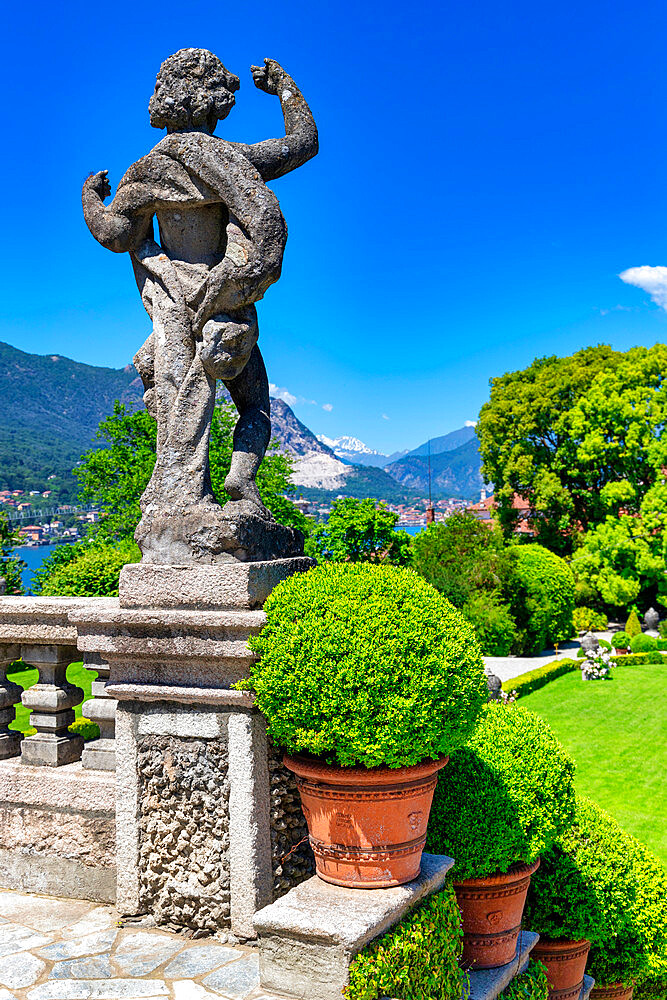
[237,58,319,181]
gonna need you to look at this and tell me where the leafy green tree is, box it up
[411,513,510,607]
[477,344,667,553]
[36,399,308,596]
[307,498,411,564]
[0,512,25,595]
[505,543,575,654]
[75,400,308,540]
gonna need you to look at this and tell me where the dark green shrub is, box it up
[243,564,487,768]
[68,717,100,741]
[524,797,667,989]
[645,651,664,665]
[462,591,518,656]
[630,634,657,653]
[657,640,667,651]
[344,880,466,1000]
[573,607,609,633]
[502,659,578,699]
[35,539,140,596]
[426,704,576,879]
[659,622,667,639]
[499,961,549,1000]
[505,545,575,655]
[613,631,631,649]
[626,611,642,637]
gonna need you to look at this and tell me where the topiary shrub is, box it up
[524,797,667,989]
[630,634,657,653]
[243,563,488,769]
[462,591,518,656]
[344,880,466,1000]
[68,717,100,741]
[425,704,576,879]
[625,611,642,637]
[645,650,665,665]
[505,545,576,655]
[502,659,579,699]
[36,539,140,596]
[612,631,631,650]
[499,961,549,1000]
[573,607,609,633]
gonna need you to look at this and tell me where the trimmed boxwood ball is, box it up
[506,544,575,655]
[630,633,657,653]
[524,797,667,990]
[613,631,631,649]
[243,563,488,769]
[425,704,576,879]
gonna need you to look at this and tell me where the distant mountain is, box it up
[0,341,144,492]
[386,436,483,499]
[405,425,477,458]
[317,434,389,468]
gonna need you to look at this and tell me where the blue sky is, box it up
[2,0,667,454]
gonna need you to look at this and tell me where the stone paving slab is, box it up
[0,889,286,1000]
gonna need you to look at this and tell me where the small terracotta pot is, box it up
[532,937,591,1000]
[283,753,448,888]
[614,648,629,655]
[590,985,634,1000]
[453,859,540,968]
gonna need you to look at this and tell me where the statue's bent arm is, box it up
[236,59,318,181]
[82,171,155,253]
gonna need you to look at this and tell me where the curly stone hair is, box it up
[149,48,240,132]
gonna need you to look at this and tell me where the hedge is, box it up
[524,797,667,988]
[243,563,488,768]
[426,704,576,879]
[506,545,576,655]
[504,653,666,699]
[499,961,549,1000]
[630,634,657,653]
[344,880,466,1000]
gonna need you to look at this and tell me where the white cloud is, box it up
[619,265,667,311]
[465,419,477,427]
[322,403,333,412]
[382,413,390,421]
[269,383,298,407]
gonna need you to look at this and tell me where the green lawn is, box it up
[7,661,97,736]
[521,662,667,865]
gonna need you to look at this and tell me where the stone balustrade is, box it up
[0,597,117,770]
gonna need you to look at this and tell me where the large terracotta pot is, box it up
[532,937,591,1000]
[283,753,448,888]
[590,986,633,1000]
[453,859,540,968]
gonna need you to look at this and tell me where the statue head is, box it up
[149,48,240,134]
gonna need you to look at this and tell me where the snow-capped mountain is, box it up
[317,434,389,468]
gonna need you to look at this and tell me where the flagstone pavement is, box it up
[0,889,285,1000]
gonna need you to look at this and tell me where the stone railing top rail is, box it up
[0,596,114,646]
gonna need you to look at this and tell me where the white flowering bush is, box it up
[581,648,612,681]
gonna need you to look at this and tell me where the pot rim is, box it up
[283,752,449,785]
[532,937,592,953]
[453,857,541,887]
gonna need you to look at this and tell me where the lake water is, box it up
[15,544,63,593]
[400,525,426,536]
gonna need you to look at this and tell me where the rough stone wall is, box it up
[137,734,231,935]
[0,806,115,866]
[268,744,314,897]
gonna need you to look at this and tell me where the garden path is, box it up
[484,631,615,682]
[0,889,282,1000]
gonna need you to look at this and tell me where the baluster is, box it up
[81,652,116,771]
[20,643,84,766]
[0,642,22,759]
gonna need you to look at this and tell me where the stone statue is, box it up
[82,49,318,563]
[580,631,600,654]
[644,607,660,634]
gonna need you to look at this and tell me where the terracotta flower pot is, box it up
[614,648,629,655]
[283,753,448,888]
[453,859,541,968]
[590,986,634,1000]
[532,937,591,1000]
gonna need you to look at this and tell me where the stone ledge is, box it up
[254,853,453,1000]
[0,596,112,646]
[0,849,116,902]
[119,558,315,610]
[581,974,595,1000]
[0,759,115,813]
[105,682,255,707]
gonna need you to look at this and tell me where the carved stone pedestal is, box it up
[70,557,313,940]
